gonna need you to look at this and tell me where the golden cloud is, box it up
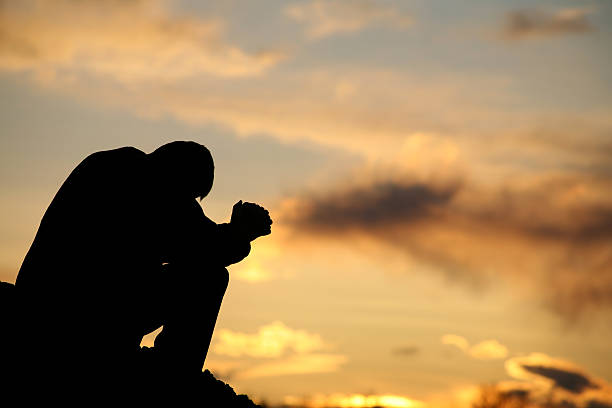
[0,12,541,164]
[441,334,469,353]
[442,335,508,360]
[213,321,327,358]
[239,353,347,379]
[468,340,508,360]
[0,0,609,176]
[0,0,284,82]
[1,1,609,179]
[210,322,345,379]
[60,69,508,159]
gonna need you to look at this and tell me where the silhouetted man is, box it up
[11,141,271,400]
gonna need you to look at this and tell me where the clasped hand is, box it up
[230,201,272,242]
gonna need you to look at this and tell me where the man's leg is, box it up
[152,264,229,376]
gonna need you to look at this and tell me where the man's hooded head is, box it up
[149,141,214,200]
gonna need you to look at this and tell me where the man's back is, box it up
[14,147,154,389]
[17,146,148,292]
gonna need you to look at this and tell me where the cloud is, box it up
[503,8,595,40]
[392,346,420,357]
[285,0,411,39]
[521,365,598,394]
[506,353,601,393]
[77,70,518,159]
[281,172,612,318]
[286,181,460,231]
[213,321,327,358]
[441,354,612,408]
[0,0,284,82]
[0,0,499,164]
[282,174,612,245]
[497,353,612,407]
[210,322,346,379]
[441,334,469,353]
[441,335,508,360]
[2,0,609,175]
[0,0,609,173]
[159,322,342,381]
[238,353,347,378]
[468,340,508,360]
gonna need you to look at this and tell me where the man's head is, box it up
[149,141,214,200]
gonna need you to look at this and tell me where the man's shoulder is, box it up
[73,146,146,176]
[51,147,147,199]
[82,146,146,164]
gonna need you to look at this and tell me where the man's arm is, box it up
[192,200,271,267]
[214,222,252,266]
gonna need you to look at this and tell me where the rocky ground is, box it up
[197,369,261,407]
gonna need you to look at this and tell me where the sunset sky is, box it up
[1,1,612,407]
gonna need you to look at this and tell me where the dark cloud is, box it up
[287,181,459,232]
[489,354,612,408]
[285,177,612,243]
[586,400,612,408]
[503,8,594,40]
[522,364,599,394]
[392,346,419,356]
[282,176,612,318]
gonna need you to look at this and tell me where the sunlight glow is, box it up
[284,393,426,408]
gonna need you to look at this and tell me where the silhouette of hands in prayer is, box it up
[230,201,272,242]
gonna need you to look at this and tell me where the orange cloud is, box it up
[213,321,327,358]
[239,353,347,378]
[0,0,284,82]
[209,322,345,379]
[441,335,508,360]
[2,2,609,178]
[441,334,469,353]
[0,0,609,176]
[469,340,508,360]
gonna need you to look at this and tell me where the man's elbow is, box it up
[222,243,251,267]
